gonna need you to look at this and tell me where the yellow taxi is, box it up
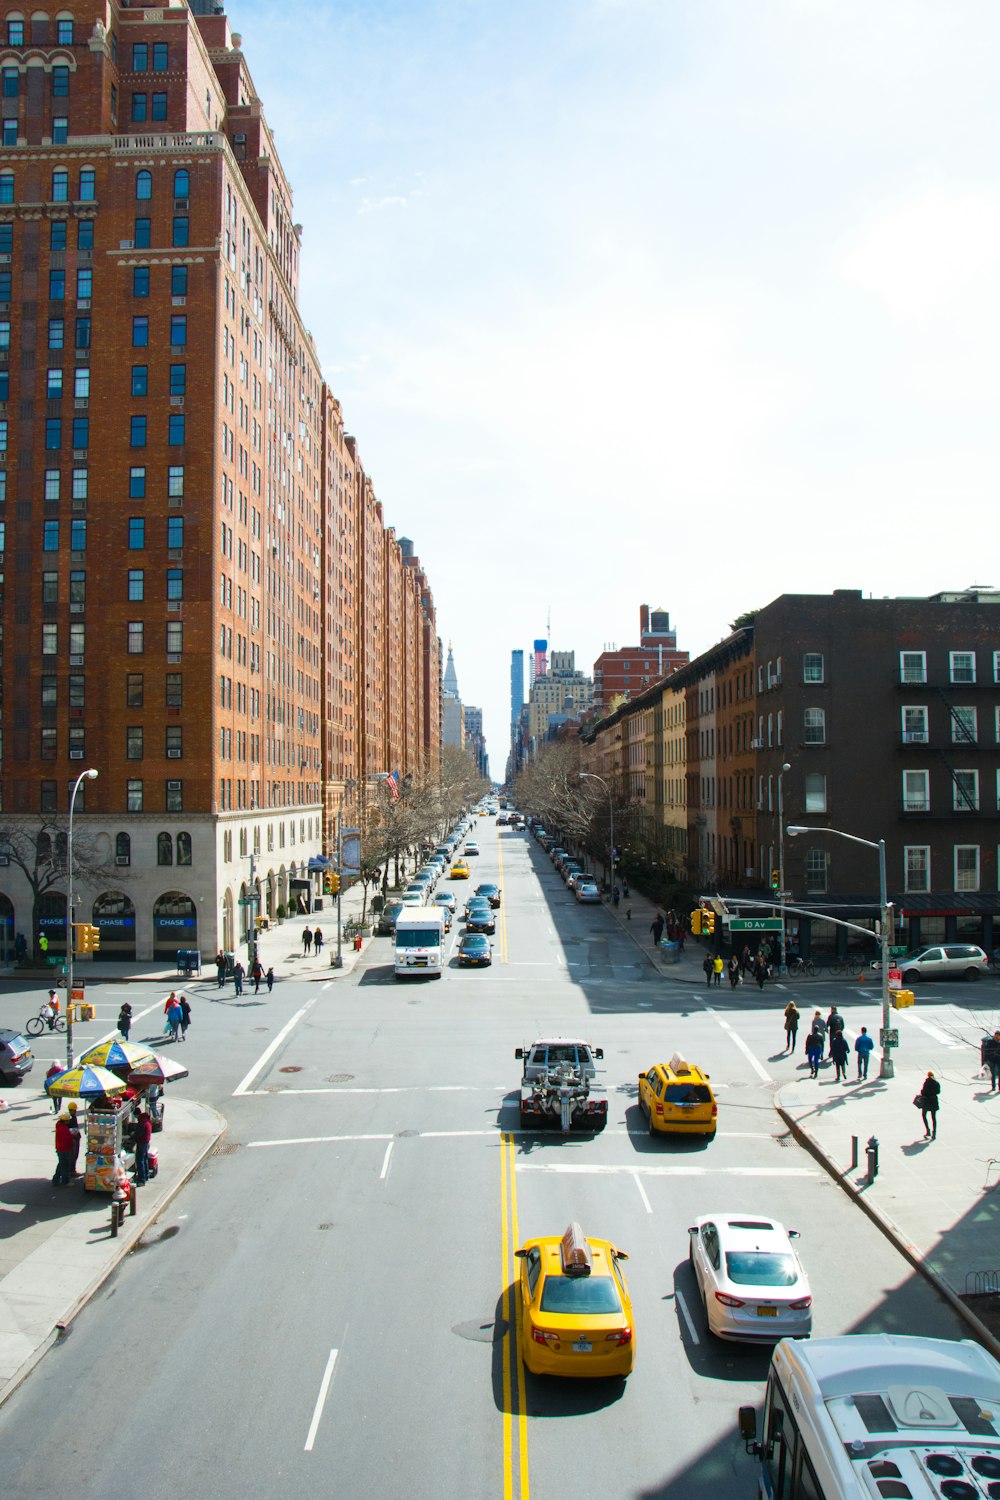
[638,1053,717,1138]
[515,1222,635,1378]
[450,860,470,879]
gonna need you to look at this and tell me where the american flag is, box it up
[385,772,400,802]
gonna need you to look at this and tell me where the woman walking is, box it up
[783,1001,799,1053]
[727,954,741,990]
[753,951,769,990]
[118,1002,133,1041]
[166,997,183,1043]
[919,1071,940,1139]
[179,994,192,1041]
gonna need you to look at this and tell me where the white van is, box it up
[393,907,447,980]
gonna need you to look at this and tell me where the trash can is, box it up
[660,940,680,964]
[372,895,385,915]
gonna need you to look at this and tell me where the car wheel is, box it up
[964,968,981,981]
[688,1235,695,1267]
[902,970,919,984]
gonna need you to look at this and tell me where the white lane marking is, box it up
[232,999,317,1096]
[900,1010,964,1048]
[304,1348,338,1452]
[675,1288,700,1345]
[633,1172,653,1214]
[518,1164,817,1178]
[379,1141,394,1180]
[260,1084,487,1096]
[249,1133,394,1148]
[707,1012,773,1082]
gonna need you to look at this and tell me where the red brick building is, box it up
[593,605,690,714]
[0,1,440,960]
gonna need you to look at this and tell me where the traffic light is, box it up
[702,910,716,936]
[690,910,702,936]
[328,873,340,896]
[771,869,781,891]
[75,923,100,953]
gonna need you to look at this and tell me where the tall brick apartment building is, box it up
[0,2,440,960]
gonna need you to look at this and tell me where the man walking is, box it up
[650,914,665,949]
[984,1030,1000,1091]
[133,1109,153,1186]
[855,1026,874,1080]
[233,960,245,997]
[302,925,313,955]
[830,1029,850,1083]
[702,952,714,988]
[805,1023,824,1079]
[826,1005,845,1058]
[179,995,192,1040]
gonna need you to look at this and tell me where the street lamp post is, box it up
[787,825,893,1079]
[66,767,98,1069]
[579,772,614,898]
[777,762,791,972]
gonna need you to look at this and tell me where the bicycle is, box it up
[25,1009,67,1037]
[829,957,864,976]
[786,956,818,977]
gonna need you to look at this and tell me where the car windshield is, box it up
[724,1251,799,1286]
[396,929,441,948]
[665,1084,712,1104]
[540,1275,622,1314]
[463,936,488,950]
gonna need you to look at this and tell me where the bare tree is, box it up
[0,818,120,963]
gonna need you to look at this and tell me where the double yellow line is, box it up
[500,1132,529,1499]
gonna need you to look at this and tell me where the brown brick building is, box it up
[0,1,440,960]
[593,605,690,714]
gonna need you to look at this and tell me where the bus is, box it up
[738,1333,1000,1499]
[393,907,446,980]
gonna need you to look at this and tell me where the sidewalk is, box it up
[0,1092,225,1407]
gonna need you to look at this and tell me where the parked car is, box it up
[900,944,989,982]
[376,900,405,936]
[433,891,457,915]
[0,1029,33,1085]
[575,880,601,904]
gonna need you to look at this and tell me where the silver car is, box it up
[575,880,601,904]
[688,1214,812,1342]
[900,944,988,983]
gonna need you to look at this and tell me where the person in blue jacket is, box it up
[855,1026,875,1081]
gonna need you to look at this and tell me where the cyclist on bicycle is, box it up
[41,991,59,1031]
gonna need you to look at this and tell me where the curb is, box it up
[776,1103,1000,1362]
[0,1102,228,1411]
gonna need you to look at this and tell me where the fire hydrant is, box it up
[110,1183,129,1236]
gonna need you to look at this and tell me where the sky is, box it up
[230,0,1000,772]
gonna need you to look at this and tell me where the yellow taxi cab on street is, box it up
[515,1222,635,1378]
[638,1053,717,1138]
[450,859,470,879]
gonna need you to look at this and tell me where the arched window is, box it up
[135,170,152,201]
[176,831,192,866]
[173,168,189,199]
[37,831,52,860]
[115,832,131,866]
[157,831,173,865]
[55,831,67,860]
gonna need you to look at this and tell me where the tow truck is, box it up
[515,1038,607,1132]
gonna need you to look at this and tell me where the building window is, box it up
[904,846,930,893]
[130,415,146,448]
[74,315,90,348]
[157,832,173,865]
[165,673,182,707]
[72,467,87,498]
[951,706,977,745]
[171,215,188,247]
[804,773,827,813]
[132,266,150,298]
[173,168,189,199]
[128,517,145,548]
[171,265,188,297]
[41,780,57,813]
[950,651,976,684]
[127,569,144,601]
[169,364,186,395]
[0,119,13,147]
[49,220,67,251]
[167,515,183,549]
[903,769,930,813]
[77,220,93,251]
[126,673,143,708]
[49,268,65,300]
[900,650,926,684]
[51,117,67,144]
[131,93,147,123]
[115,833,131,866]
[803,708,825,745]
[72,415,88,449]
[126,726,143,760]
[78,169,95,202]
[41,623,57,654]
[45,418,61,449]
[132,317,148,348]
[41,673,57,709]
[43,519,59,550]
[52,66,69,98]
[69,571,85,609]
[129,466,146,498]
[166,567,183,601]
[0,171,14,204]
[167,465,184,497]
[134,217,151,249]
[153,43,169,72]
[2,66,17,99]
[131,366,148,397]
[76,267,93,299]
[127,780,143,813]
[7,19,23,45]
[57,19,73,45]
[151,92,167,121]
[166,621,182,654]
[69,518,86,551]
[132,43,148,71]
[804,849,828,894]
[168,413,184,445]
[74,367,90,399]
[170,315,186,345]
[166,725,182,758]
[68,726,84,760]
[953,769,979,812]
[955,845,980,892]
[127,621,144,654]
[52,169,68,202]
[176,830,191,863]
[166,780,183,813]
[901,706,928,744]
[40,727,57,760]
[68,673,84,708]
[48,318,64,349]
[42,569,58,603]
[135,170,152,203]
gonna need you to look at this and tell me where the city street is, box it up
[0,819,990,1499]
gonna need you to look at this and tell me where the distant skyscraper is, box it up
[531,639,548,684]
[511,651,524,728]
[443,644,461,700]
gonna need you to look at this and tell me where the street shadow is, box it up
[358,966,397,986]
[0,1175,90,1239]
[669,1260,774,1383]
[624,1105,713,1154]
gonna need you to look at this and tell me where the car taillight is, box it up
[655,1103,664,1115]
[605,1328,632,1346]
[789,1297,812,1311]
[711,1103,718,1117]
[715,1292,745,1308]
[531,1327,560,1348]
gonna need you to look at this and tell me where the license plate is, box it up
[756,1307,778,1317]
[572,1340,592,1353]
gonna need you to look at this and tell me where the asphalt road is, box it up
[0,818,992,1499]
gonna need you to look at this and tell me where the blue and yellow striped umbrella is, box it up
[79,1039,155,1071]
[45,1064,127,1099]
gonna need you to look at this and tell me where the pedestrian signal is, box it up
[702,911,716,936]
[690,910,702,936]
[771,869,781,891]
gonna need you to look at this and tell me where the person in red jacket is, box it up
[133,1109,153,1185]
[52,1109,80,1186]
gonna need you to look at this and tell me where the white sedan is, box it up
[688,1214,812,1342]
[433,891,457,916]
[465,841,481,857]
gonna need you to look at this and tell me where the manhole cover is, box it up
[279,1065,302,1074]
[453,1318,508,1344]
[326,1073,354,1083]
[396,1128,419,1138]
[318,1223,334,1231]
[209,1141,240,1156]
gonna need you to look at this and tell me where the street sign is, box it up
[729,918,783,932]
[880,1027,899,1048]
[889,946,908,956]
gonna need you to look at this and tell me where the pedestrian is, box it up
[179,995,192,1040]
[810,1011,827,1052]
[233,960,245,996]
[917,1070,940,1138]
[676,923,685,953]
[621,878,629,898]
[855,1026,874,1080]
[983,1030,1000,1091]
[783,1001,799,1053]
[740,943,752,976]
[46,1059,63,1112]
[805,1025,824,1079]
[14,931,26,964]
[702,952,714,988]
[52,1107,79,1186]
[66,1099,83,1176]
[303,925,313,955]
[827,1005,845,1057]
[712,954,724,987]
[265,967,274,992]
[166,998,183,1042]
[313,927,323,955]
[728,954,741,990]
[215,950,227,988]
[251,958,263,994]
[163,989,178,1020]
[754,952,769,990]
[650,915,665,948]
[118,1002,132,1041]
[612,885,620,908]
[133,1108,153,1186]
[830,1030,850,1083]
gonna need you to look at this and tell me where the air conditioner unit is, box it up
[115,855,130,866]
[168,548,182,560]
[70,601,84,613]
[69,654,84,665]
[166,748,182,758]
[119,239,133,250]
[69,748,83,759]
[170,395,184,405]
[77,299,90,310]
[167,653,181,664]
[166,779,181,792]
[171,296,186,306]
[903,731,928,743]
[174,198,189,211]
[74,398,88,409]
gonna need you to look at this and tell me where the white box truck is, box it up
[394,906,447,980]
